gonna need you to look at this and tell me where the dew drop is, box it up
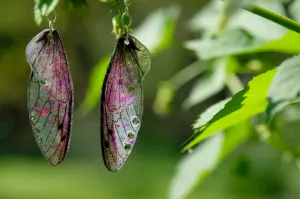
[127,132,135,139]
[30,112,37,122]
[124,39,130,45]
[131,116,140,126]
[128,87,135,93]
[38,136,45,144]
[35,128,41,133]
[124,144,131,150]
[41,79,48,85]
[35,123,43,133]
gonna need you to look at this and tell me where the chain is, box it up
[121,0,131,34]
[47,11,56,35]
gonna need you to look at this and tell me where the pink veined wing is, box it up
[101,34,151,171]
[26,29,74,166]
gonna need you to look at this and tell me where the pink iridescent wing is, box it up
[101,34,151,171]
[26,29,74,166]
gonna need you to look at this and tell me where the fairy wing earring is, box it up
[26,15,74,166]
[100,0,151,171]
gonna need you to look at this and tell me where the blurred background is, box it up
[2,0,300,199]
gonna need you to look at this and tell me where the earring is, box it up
[26,15,74,166]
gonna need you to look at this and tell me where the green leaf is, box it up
[183,69,276,151]
[182,58,227,109]
[132,4,180,55]
[76,57,110,117]
[170,121,250,199]
[193,98,231,130]
[34,0,59,25]
[185,30,300,60]
[219,0,255,33]
[185,29,264,60]
[240,31,300,55]
[267,56,300,120]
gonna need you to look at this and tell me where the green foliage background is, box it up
[2,0,300,199]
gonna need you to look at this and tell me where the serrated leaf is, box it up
[193,98,231,130]
[170,121,250,199]
[34,0,59,25]
[267,56,300,120]
[183,70,276,151]
[182,58,227,109]
[132,4,180,55]
[77,57,110,117]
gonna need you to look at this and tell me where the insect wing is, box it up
[26,29,74,166]
[101,34,151,171]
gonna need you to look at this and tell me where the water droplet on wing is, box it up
[30,111,38,122]
[127,131,135,139]
[128,87,135,93]
[38,136,45,144]
[131,116,140,126]
[124,39,130,45]
[35,123,43,133]
[124,144,131,150]
[41,79,48,85]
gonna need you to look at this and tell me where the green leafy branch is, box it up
[169,1,300,198]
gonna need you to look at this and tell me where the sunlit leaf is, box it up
[182,59,227,109]
[170,121,250,199]
[183,70,276,151]
[267,56,300,121]
[77,57,110,117]
[193,98,230,130]
[132,4,180,55]
[34,0,59,25]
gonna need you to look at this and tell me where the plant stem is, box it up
[244,5,300,34]
[170,61,205,90]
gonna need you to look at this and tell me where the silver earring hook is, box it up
[46,11,57,34]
